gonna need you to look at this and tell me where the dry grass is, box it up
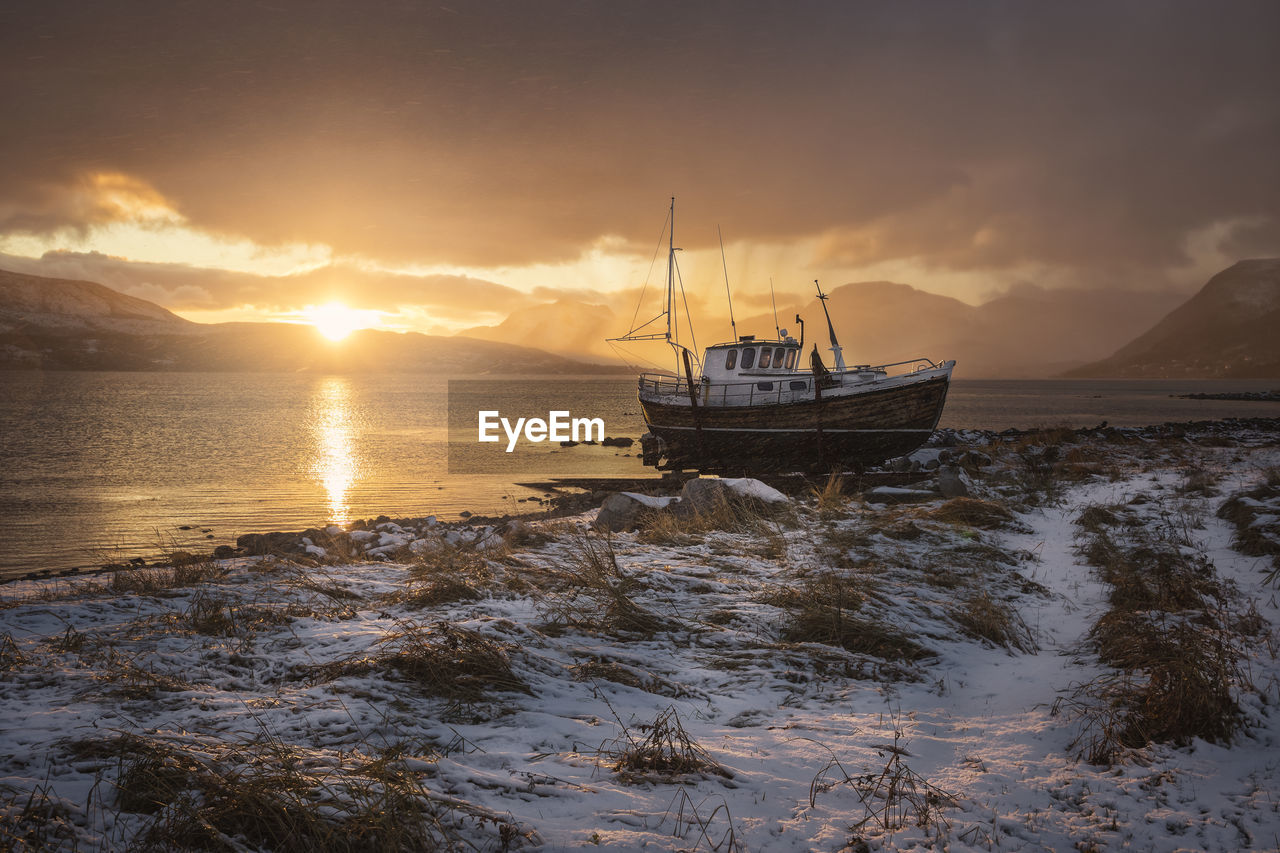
[571,659,686,697]
[1217,470,1280,581]
[808,721,956,842]
[95,651,200,700]
[107,560,227,595]
[537,533,678,637]
[0,782,82,852]
[391,542,495,607]
[317,621,531,703]
[607,706,729,783]
[1075,504,1128,534]
[638,490,791,546]
[772,573,932,663]
[811,472,850,519]
[928,498,1016,530]
[0,632,26,672]
[177,590,294,639]
[949,591,1036,652]
[69,732,523,852]
[1060,507,1251,764]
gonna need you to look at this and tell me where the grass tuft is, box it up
[928,498,1016,529]
[319,621,531,703]
[773,574,932,663]
[538,533,678,637]
[950,591,1036,652]
[608,706,729,783]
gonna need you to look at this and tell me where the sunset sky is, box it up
[2,1,1277,343]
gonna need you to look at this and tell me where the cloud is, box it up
[0,1,1276,296]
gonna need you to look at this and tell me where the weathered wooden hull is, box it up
[638,371,951,473]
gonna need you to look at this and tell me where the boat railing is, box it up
[638,357,944,407]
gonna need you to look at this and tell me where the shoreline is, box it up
[9,415,1277,584]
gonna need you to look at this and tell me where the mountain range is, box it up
[3,260,1278,377]
[0,269,621,374]
[1066,259,1280,378]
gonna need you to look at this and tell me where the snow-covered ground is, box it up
[2,425,1279,852]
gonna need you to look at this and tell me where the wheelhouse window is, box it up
[784,349,797,369]
[724,348,737,370]
[774,347,786,368]
[758,347,772,369]
[740,347,756,369]
[757,381,773,391]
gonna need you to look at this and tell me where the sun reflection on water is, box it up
[311,377,360,524]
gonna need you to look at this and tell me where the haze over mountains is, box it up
[0,269,619,374]
[466,278,1190,377]
[1068,259,1280,378]
[3,260,1278,377]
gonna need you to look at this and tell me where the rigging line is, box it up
[770,276,780,338]
[626,206,672,336]
[606,339,670,375]
[718,225,736,340]
[673,254,699,368]
[619,309,668,338]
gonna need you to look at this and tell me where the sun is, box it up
[303,301,373,341]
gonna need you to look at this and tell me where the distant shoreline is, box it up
[1175,390,1280,402]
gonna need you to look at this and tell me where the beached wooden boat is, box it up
[610,200,955,474]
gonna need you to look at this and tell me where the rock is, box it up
[236,531,300,556]
[459,510,472,518]
[865,486,938,504]
[937,465,971,498]
[601,436,634,448]
[559,440,579,447]
[213,545,237,559]
[596,492,678,532]
[680,477,788,514]
[960,450,993,469]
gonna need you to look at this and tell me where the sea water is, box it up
[1,371,1276,577]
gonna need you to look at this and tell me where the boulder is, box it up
[235,531,300,555]
[937,465,972,498]
[596,491,678,532]
[865,486,938,505]
[601,436,634,448]
[680,477,788,514]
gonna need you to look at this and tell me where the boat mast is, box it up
[666,196,674,344]
[814,279,846,372]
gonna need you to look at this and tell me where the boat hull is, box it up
[638,371,951,473]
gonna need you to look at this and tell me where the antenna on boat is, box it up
[814,279,846,372]
[769,277,780,339]
[717,225,736,341]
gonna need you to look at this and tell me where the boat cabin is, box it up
[702,335,802,382]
